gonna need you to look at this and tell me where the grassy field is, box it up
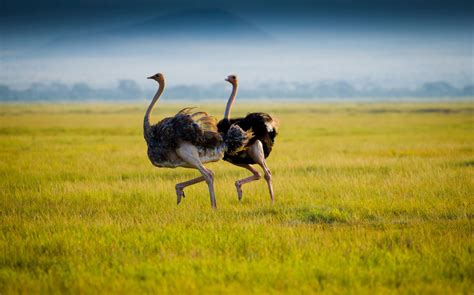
[0,101,473,294]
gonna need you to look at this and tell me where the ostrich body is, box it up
[144,73,249,208]
[217,75,278,201]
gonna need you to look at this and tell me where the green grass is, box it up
[0,102,473,294]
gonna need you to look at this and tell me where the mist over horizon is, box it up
[1,0,473,99]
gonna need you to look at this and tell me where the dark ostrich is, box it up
[144,73,249,208]
[217,74,278,201]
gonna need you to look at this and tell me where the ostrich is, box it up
[217,74,278,201]
[144,73,249,208]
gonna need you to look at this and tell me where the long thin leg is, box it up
[234,164,261,201]
[260,160,274,202]
[176,143,217,208]
[175,176,205,204]
[248,140,275,202]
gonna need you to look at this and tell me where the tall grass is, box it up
[0,102,473,293]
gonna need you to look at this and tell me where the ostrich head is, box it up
[147,73,165,83]
[225,74,238,85]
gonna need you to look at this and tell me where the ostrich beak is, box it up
[225,78,229,82]
[147,76,153,79]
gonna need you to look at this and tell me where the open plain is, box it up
[0,102,473,293]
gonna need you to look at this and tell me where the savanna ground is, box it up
[0,101,473,294]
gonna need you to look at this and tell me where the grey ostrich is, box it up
[217,74,278,202]
[144,73,249,208]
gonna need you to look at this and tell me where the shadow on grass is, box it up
[288,207,350,224]
[458,160,474,167]
[243,206,351,225]
[300,165,391,176]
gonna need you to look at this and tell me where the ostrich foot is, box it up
[174,175,205,206]
[235,181,243,201]
[176,186,185,205]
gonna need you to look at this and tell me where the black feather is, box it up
[217,112,278,165]
[224,124,252,155]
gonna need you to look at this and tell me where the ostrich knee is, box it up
[263,168,274,202]
[202,169,217,209]
[264,171,272,182]
[203,169,214,184]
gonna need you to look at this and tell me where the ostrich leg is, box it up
[248,140,274,202]
[234,164,261,201]
[259,160,274,202]
[176,143,217,208]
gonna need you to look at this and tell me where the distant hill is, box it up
[120,8,273,41]
[48,8,273,54]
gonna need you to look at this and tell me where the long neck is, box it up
[144,81,165,141]
[224,82,238,120]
